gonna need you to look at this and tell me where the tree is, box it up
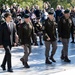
[0,0,74,9]
[0,0,43,9]
[42,0,74,9]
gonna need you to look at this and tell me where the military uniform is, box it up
[43,14,57,64]
[43,18,57,41]
[20,22,34,45]
[19,14,35,68]
[58,9,75,62]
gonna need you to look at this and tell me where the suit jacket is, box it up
[0,22,16,46]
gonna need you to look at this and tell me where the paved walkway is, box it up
[0,39,75,75]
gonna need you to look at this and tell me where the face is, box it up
[64,13,70,19]
[5,15,12,22]
[48,14,54,20]
[24,17,30,23]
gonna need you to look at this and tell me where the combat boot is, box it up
[60,54,65,60]
[45,57,52,64]
[64,56,71,63]
[50,54,56,62]
[24,62,30,68]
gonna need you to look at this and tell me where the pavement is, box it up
[0,38,75,75]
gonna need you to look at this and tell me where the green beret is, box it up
[24,14,30,18]
[64,9,70,14]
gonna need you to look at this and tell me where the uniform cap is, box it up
[64,9,70,14]
[48,11,54,15]
[24,14,30,18]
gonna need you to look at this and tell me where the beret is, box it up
[64,9,70,13]
[24,14,30,18]
[48,11,54,15]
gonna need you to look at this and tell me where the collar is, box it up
[6,22,10,25]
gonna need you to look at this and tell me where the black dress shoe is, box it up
[8,69,13,72]
[1,65,6,71]
[58,40,61,42]
[40,43,43,45]
[34,43,38,46]
[31,43,33,45]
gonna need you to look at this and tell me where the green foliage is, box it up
[0,0,75,9]
[42,0,75,9]
[19,0,43,9]
[0,0,43,9]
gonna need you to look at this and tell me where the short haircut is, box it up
[4,12,11,18]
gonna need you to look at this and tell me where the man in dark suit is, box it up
[0,12,17,72]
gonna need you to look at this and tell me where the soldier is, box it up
[19,14,35,68]
[58,9,75,62]
[43,11,57,64]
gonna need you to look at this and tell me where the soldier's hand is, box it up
[47,37,50,41]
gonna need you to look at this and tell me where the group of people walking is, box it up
[0,3,75,73]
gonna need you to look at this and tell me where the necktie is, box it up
[8,23,11,31]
